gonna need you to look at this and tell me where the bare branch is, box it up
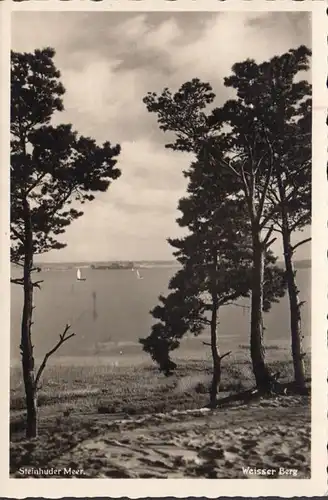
[201,344,232,362]
[11,277,24,286]
[35,324,75,390]
[219,350,232,361]
[31,266,42,273]
[32,280,44,289]
[291,237,311,253]
[11,261,24,268]
[266,237,277,248]
[263,225,274,246]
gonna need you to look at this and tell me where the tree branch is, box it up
[256,130,274,222]
[11,261,24,268]
[25,172,49,196]
[266,186,281,205]
[291,237,311,252]
[239,160,250,199]
[32,279,44,289]
[201,343,232,361]
[263,225,274,246]
[11,277,24,286]
[217,156,243,179]
[254,151,269,177]
[221,302,250,310]
[266,237,277,248]
[262,225,282,235]
[35,324,75,390]
[11,226,25,243]
[219,350,232,361]
[290,213,310,233]
[259,184,301,230]
[31,266,42,273]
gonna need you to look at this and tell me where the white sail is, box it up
[77,268,82,280]
[136,269,143,280]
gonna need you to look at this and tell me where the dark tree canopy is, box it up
[141,46,310,392]
[140,157,286,376]
[144,78,215,152]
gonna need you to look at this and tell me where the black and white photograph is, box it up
[1,0,327,496]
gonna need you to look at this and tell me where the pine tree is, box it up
[140,157,286,406]
[143,46,311,393]
[210,45,311,391]
[11,48,121,437]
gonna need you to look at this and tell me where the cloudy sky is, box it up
[12,10,311,262]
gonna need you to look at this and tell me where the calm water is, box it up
[10,267,311,363]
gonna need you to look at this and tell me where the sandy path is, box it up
[46,396,310,479]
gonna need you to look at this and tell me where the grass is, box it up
[239,343,283,351]
[10,349,311,419]
[10,350,311,476]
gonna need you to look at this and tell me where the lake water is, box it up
[10,267,311,364]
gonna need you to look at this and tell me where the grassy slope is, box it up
[10,347,310,414]
[10,349,311,476]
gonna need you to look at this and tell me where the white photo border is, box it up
[0,0,327,497]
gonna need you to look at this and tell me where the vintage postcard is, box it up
[0,0,327,497]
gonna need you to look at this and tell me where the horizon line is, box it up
[30,258,312,264]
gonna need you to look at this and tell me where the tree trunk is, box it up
[209,250,221,408]
[250,234,272,394]
[20,198,37,438]
[283,242,306,391]
[281,230,306,392]
[209,307,221,408]
[276,174,306,392]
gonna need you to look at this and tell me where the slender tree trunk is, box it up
[281,227,306,392]
[20,198,37,438]
[209,250,221,408]
[209,307,220,408]
[250,232,272,394]
[276,173,306,392]
[283,239,306,391]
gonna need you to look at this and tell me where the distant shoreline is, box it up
[14,259,311,271]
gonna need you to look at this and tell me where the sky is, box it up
[11,11,311,262]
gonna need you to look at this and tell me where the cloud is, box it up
[33,139,192,261]
[11,11,311,261]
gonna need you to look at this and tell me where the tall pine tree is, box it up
[209,45,311,392]
[140,156,286,406]
[11,48,121,437]
[143,46,311,393]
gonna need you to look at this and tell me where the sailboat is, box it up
[136,269,143,280]
[77,268,86,282]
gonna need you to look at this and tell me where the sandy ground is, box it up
[13,395,310,479]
